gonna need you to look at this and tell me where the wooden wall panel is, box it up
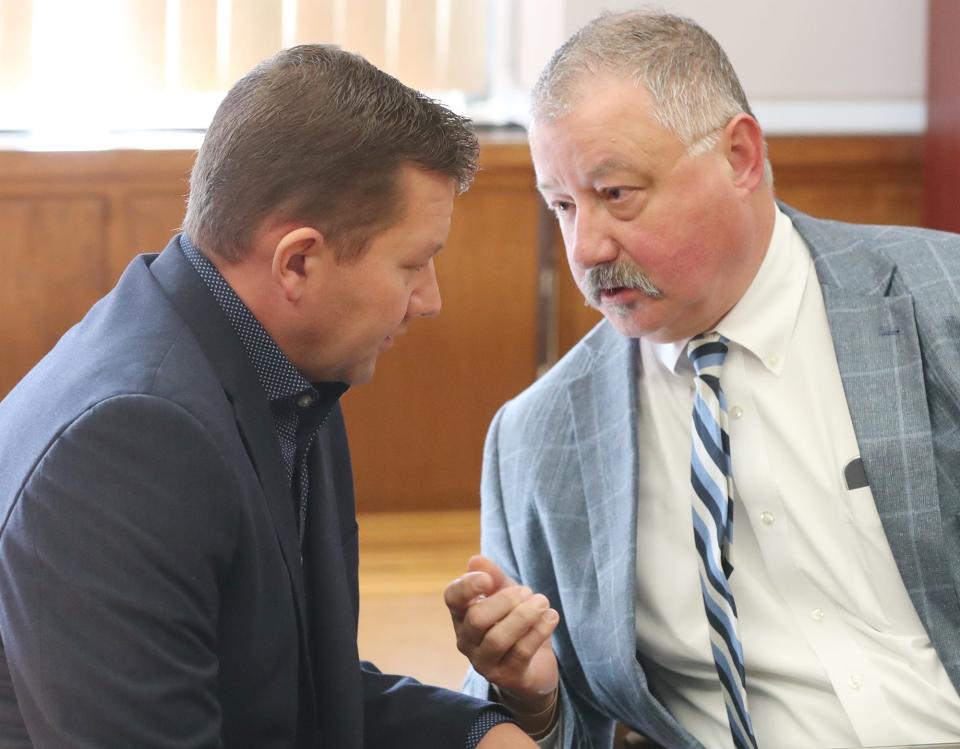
[770,135,923,227]
[116,193,191,281]
[925,0,960,232]
[0,197,109,396]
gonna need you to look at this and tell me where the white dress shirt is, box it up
[631,207,960,748]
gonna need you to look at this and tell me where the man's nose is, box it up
[409,259,442,319]
[568,208,618,270]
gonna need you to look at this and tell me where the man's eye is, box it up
[605,187,629,201]
[550,201,572,215]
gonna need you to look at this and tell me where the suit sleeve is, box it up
[361,662,500,748]
[0,394,238,748]
[462,404,617,749]
[309,407,497,748]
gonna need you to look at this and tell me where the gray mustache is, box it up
[579,260,663,306]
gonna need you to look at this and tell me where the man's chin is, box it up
[600,306,658,340]
[346,362,378,386]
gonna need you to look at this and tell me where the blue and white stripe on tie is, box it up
[688,333,758,749]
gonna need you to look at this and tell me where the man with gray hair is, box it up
[445,10,960,749]
[0,45,537,748]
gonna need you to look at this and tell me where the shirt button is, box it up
[297,394,315,408]
[810,608,825,622]
[848,675,863,690]
[760,511,775,526]
[767,355,779,367]
[730,406,744,419]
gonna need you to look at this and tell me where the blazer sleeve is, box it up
[0,394,238,748]
[309,406,497,748]
[361,661,498,748]
[462,404,618,749]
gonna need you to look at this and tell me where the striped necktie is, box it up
[688,333,758,749]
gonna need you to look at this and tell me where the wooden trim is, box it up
[768,134,922,168]
[924,0,960,232]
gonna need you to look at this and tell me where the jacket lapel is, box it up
[147,238,315,693]
[567,331,652,695]
[568,327,638,648]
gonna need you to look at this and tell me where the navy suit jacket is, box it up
[0,238,489,747]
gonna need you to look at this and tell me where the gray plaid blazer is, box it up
[463,206,960,748]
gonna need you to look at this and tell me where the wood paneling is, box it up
[116,194,192,281]
[0,134,923,510]
[770,135,923,227]
[925,0,960,232]
[0,197,109,396]
[0,150,191,397]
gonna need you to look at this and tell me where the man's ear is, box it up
[723,113,767,194]
[271,227,324,302]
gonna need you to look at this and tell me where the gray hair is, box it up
[533,10,772,181]
[183,44,479,263]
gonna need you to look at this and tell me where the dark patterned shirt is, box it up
[465,707,516,746]
[178,234,513,747]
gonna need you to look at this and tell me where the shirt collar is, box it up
[178,234,321,404]
[651,206,811,376]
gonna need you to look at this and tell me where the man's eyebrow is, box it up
[535,158,635,194]
[584,158,633,182]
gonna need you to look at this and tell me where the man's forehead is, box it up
[529,110,667,192]
[538,71,655,119]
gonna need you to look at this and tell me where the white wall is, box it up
[516,0,928,134]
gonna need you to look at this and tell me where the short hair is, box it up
[183,44,479,263]
[533,10,770,175]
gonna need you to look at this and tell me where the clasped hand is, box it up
[444,555,561,728]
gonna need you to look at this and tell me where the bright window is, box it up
[0,0,561,144]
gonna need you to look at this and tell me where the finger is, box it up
[470,593,552,669]
[501,606,559,669]
[467,554,517,592]
[444,571,494,619]
[458,585,535,649]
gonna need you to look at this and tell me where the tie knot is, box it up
[687,332,728,376]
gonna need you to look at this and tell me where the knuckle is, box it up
[499,585,530,607]
[463,606,489,633]
[482,630,510,656]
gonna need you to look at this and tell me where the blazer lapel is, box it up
[566,329,649,700]
[147,239,314,679]
[796,211,960,676]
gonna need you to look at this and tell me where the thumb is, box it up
[467,554,516,593]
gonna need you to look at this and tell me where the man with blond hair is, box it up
[446,11,960,749]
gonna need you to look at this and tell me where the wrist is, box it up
[490,684,559,739]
